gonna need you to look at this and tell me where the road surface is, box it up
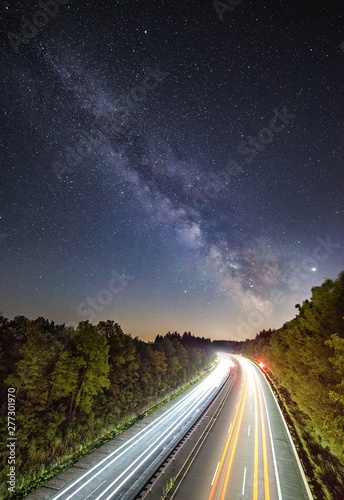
[172,355,313,500]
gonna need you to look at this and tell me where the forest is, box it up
[240,271,344,498]
[1,272,343,498]
[0,320,214,498]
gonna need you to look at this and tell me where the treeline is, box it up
[241,271,344,497]
[212,339,243,353]
[0,319,214,498]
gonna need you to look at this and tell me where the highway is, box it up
[172,355,313,500]
[42,354,231,500]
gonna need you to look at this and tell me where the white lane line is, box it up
[256,364,313,500]
[211,461,220,486]
[147,434,156,444]
[84,481,106,500]
[248,424,250,437]
[228,422,232,434]
[250,361,283,500]
[250,403,252,411]
[242,467,247,495]
[235,402,238,409]
[263,376,313,500]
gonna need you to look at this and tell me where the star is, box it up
[0,0,342,343]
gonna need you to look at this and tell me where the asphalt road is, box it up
[34,354,231,500]
[172,355,313,500]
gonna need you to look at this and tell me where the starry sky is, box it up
[1,0,343,341]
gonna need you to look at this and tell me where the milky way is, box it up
[1,1,343,339]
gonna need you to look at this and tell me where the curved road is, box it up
[37,354,232,500]
[172,355,313,500]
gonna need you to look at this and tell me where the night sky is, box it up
[1,0,343,341]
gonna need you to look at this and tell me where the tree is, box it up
[69,322,110,418]
[326,334,344,406]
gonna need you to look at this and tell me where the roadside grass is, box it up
[161,476,176,500]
